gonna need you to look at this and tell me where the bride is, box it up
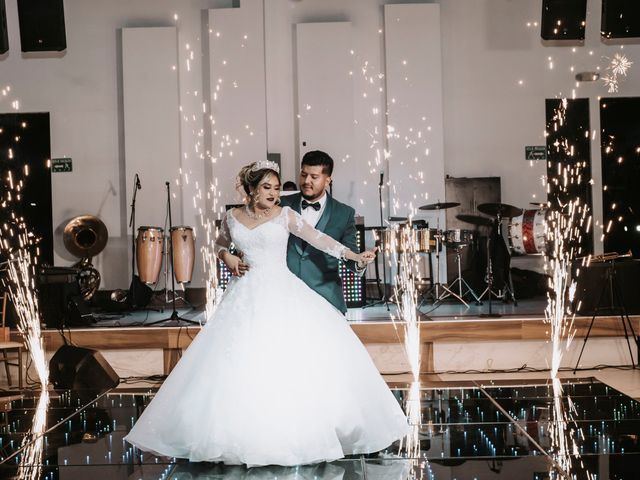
[124,160,408,467]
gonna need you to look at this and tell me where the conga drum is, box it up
[136,227,164,284]
[171,226,195,284]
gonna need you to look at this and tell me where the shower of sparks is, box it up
[601,53,633,93]
[544,100,593,479]
[16,390,50,480]
[1,127,50,476]
[386,222,421,459]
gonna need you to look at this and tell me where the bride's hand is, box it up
[221,251,249,276]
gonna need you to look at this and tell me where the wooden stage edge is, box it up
[16,315,638,374]
[13,314,637,350]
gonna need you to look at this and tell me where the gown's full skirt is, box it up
[125,234,408,467]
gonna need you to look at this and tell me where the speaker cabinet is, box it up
[17,0,66,52]
[49,346,120,395]
[0,0,8,54]
[572,259,640,315]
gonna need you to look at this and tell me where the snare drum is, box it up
[509,209,547,255]
[136,226,164,284]
[443,229,474,247]
[171,226,195,284]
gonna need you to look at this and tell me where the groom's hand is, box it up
[221,251,250,276]
[356,247,377,268]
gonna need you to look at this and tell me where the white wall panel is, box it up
[384,4,446,282]
[295,22,355,205]
[122,27,182,252]
[384,4,446,225]
[208,0,267,208]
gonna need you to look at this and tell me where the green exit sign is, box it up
[525,146,546,161]
[52,157,72,172]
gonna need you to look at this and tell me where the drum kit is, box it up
[372,199,549,311]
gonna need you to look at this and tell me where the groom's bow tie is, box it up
[302,200,321,211]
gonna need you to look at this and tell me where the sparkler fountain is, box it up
[544,99,593,479]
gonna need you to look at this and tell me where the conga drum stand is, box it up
[146,182,199,326]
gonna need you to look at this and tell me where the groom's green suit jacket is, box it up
[280,193,359,314]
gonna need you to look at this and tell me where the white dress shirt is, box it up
[300,192,328,227]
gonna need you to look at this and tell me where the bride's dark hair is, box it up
[237,162,281,199]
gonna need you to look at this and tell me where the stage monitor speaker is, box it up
[572,259,640,315]
[17,0,66,52]
[49,345,120,395]
[0,0,8,54]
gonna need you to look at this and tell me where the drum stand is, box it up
[443,246,481,305]
[478,214,517,306]
[146,182,199,326]
[479,235,501,318]
[421,219,469,308]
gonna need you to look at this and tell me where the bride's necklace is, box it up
[245,205,271,220]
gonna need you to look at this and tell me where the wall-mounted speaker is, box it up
[17,0,66,52]
[0,0,8,54]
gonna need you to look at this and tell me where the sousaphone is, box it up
[63,215,108,300]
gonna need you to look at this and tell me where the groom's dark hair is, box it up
[301,150,334,176]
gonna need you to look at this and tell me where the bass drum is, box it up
[509,209,547,255]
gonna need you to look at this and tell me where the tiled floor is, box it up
[1,375,639,479]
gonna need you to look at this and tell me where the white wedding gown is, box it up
[124,206,408,466]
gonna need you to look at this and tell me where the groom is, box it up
[280,150,366,314]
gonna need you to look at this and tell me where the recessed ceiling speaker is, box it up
[541,0,587,41]
[17,0,67,52]
[0,0,8,54]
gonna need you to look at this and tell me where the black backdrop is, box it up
[0,112,53,265]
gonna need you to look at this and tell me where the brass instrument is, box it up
[62,215,108,300]
[580,250,633,263]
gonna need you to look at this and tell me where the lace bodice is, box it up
[214,206,347,269]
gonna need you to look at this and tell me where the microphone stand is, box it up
[363,172,390,310]
[146,182,198,326]
[128,174,141,306]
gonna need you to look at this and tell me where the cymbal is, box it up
[477,202,523,218]
[456,214,493,227]
[388,216,408,222]
[418,201,460,211]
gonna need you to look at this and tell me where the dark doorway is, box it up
[545,98,593,256]
[600,97,640,257]
[0,113,53,265]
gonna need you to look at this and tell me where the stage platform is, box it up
[14,296,640,376]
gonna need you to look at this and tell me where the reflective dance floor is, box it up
[0,378,638,479]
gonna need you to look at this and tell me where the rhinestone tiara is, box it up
[251,160,280,174]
